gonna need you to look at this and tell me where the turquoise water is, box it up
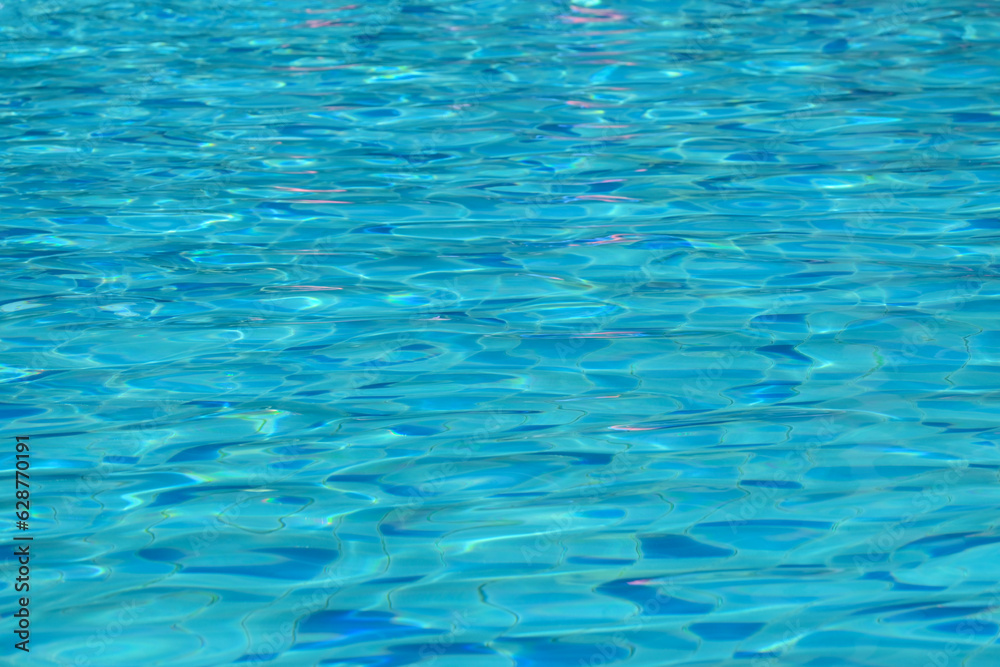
[3,0,1000,665]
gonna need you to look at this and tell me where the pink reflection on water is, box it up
[300,19,346,28]
[559,7,628,24]
[569,232,641,246]
[270,285,343,291]
[575,6,627,17]
[305,5,358,12]
[290,199,351,204]
[274,187,347,192]
[561,13,627,24]
[571,196,638,203]
[578,30,638,36]
[275,66,352,71]
[572,51,629,57]
[561,16,620,23]
[567,331,642,338]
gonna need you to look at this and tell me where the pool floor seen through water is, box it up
[2,0,1000,665]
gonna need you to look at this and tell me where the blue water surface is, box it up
[2,0,1000,665]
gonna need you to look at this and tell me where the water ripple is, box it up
[4,0,1000,665]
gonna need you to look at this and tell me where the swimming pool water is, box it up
[3,0,1000,665]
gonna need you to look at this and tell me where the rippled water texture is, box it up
[3,0,1000,665]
